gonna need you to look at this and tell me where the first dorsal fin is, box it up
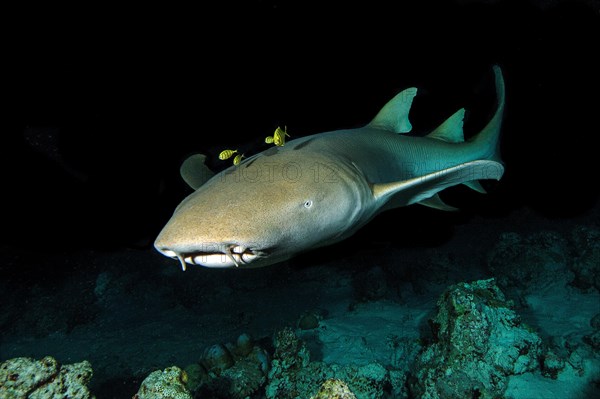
[426,108,465,143]
[367,87,417,134]
[180,154,214,190]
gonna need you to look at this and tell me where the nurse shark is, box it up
[155,66,505,270]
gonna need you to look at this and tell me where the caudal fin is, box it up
[470,65,505,163]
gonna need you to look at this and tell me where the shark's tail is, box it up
[469,65,505,164]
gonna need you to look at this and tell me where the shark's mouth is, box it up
[160,245,259,270]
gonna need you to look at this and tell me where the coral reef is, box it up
[181,363,206,393]
[266,329,321,399]
[409,278,543,399]
[337,363,391,399]
[273,327,311,371]
[310,378,357,399]
[570,226,600,292]
[187,333,269,399]
[5,224,599,398]
[586,313,600,352]
[485,226,600,388]
[265,326,316,398]
[133,366,191,399]
[0,356,95,399]
[141,327,405,399]
[265,327,405,399]
[233,332,254,357]
[202,344,235,374]
[298,311,320,330]
[488,227,600,295]
[210,357,266,398]
[487,230,571,294]
[540,350,565,379]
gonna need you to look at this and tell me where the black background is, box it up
[5,0,600,266]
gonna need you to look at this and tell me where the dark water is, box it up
[3,1,599,397]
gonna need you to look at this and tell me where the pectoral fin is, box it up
[371,160,504,207]
[180,154,215,190]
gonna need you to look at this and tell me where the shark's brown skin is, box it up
[155,66,505,270]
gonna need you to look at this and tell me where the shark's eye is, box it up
[304,200,313,208]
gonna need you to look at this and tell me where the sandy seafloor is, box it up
[1,201,598,398]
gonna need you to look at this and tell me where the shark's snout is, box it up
[154,240,260,270]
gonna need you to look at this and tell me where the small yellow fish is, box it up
[232,153,245,165]
[265,126,290,147]
[218,149,238,160]
[273,126,290,146]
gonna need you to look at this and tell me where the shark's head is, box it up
[154,146,371,269]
